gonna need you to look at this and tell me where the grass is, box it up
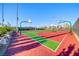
[22,30,59,51]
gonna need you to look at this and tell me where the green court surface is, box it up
[22,31,59,51]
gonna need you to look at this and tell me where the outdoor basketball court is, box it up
[21,30,69,52]
[1,3,79,56]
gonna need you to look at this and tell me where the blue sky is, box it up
[0,3,79,27]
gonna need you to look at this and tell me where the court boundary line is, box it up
[72,31,79,42]
[22,32,68,52]
[24,35,59,52]
[54,34,68,52]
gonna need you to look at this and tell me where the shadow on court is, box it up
[5,42,41,56]
[57,44,75,56]
[40,32,69,39]
[4,34,47,56]
[73,48,79,56]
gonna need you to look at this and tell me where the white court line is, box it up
[22,32,68,52]
[54,34,68,52]
[29,35,68,52]
[72,31,79,42]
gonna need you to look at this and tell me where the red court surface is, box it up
[37,31,68,42]
[5,31,79,56]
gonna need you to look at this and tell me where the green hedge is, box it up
[0,26,13,37]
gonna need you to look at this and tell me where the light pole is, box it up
[20,19,32,34]
[16,3,19,32]
[58,20,72,33]
[2,3,4,26]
